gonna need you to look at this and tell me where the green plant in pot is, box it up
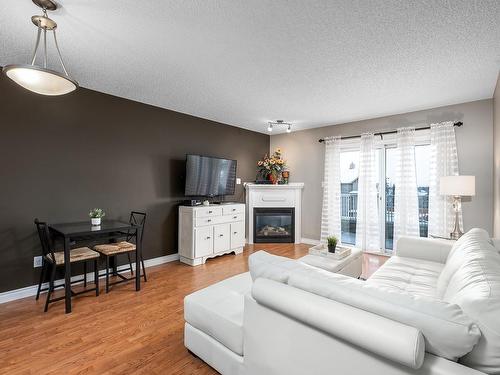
[327,235,338,253]
[89,208,105,226]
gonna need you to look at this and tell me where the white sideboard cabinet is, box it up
[178,203,246,266]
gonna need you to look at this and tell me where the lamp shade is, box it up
[440,176,475,196]
[3,65,77,96]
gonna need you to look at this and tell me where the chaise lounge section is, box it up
[184,228,500,375]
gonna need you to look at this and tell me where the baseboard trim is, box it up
[0,253,180,305]
[301,237,320,245]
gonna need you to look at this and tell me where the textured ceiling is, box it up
[1,1,500,134]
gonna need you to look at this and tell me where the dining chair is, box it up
[94,211,147,293]
[34,219,100,312]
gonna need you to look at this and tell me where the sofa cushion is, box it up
[367,256,443,299]
[184,272,251,356]
[436,228,494,298]
[438,231,500,374]
[287,266,480,361]
[248,250,314,283]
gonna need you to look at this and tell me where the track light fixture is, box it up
[267,120,292,133]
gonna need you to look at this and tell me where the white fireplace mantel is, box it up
[244,183,304,244]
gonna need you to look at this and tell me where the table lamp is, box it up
[440,175,475,239]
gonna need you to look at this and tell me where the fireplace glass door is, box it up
[254,208,294,243]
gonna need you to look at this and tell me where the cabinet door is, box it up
[195,226,213,258]
[231,221,245,249]
[213,223,230,253]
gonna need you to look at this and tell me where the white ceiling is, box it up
[1,1,500,134]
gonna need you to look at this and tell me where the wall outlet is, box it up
[236,177,242,185]
[33,256,42,268]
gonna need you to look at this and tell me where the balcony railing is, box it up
[341,193,428,225]
[341,192,429,248]
[341,193,357,220]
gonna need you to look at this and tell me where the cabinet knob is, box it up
[207,219,212,222]
[232,208,236,211]
[219,234,224,237]
[233,232,237,235]
[208,210,213,213]
[233,216,237,219]
[206,236,211,240]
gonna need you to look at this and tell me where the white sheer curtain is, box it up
[320,136,342,244]
[394,127,419,248]
[428,121,460,237]
[355,134,380,251]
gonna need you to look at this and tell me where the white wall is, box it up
[494,74,500,237]
[271,99,494,240]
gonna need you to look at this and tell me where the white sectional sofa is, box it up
[184,228,500,375]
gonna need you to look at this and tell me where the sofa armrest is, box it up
[395,236,454,263]
[251,278,425,369]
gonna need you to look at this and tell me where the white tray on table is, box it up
[308,243,352,260]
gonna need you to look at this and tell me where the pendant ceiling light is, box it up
[267,120,292,133]
[2,0,78,96]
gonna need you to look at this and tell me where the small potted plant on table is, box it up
[326,235,338,253]
[89,208,105,226]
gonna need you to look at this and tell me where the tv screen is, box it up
[185,155,237,197]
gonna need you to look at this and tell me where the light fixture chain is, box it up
[53,30,69,76]
[30,27,42,65]
[43,28,47,68]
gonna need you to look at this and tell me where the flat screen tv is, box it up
[185,154,237,197]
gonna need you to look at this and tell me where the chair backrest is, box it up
[34,218,55,262]
[128,211,146,244]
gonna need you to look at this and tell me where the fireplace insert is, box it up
[253,207,295,243]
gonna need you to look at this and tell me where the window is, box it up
[340,151,359,245]
[385,147,396,250]
[340,141,430,251]
[384,144,430,250]
[415,145,430,238]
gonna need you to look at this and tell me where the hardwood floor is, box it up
[0,244,387,375]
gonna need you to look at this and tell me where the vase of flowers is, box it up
[89,208,105,226]
[256,148,287,184]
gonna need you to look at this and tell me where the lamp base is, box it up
[449,195,463,240]
[449,230,463,240]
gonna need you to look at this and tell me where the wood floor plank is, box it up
[0,244,386,374]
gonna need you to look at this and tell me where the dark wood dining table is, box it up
[49,220,142,314]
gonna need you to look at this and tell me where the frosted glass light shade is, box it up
[2,64,77,96]
[440,175,475,196]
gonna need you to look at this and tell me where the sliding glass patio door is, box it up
[339,140,430,253]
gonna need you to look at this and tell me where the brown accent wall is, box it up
[0,76,269,292]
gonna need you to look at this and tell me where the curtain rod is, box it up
[318,121,463,143]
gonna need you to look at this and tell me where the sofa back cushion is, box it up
[436,228,493,298]
[287,266,480,361]
[440,232,500,373]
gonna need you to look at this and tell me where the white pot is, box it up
[91,217,101,226]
